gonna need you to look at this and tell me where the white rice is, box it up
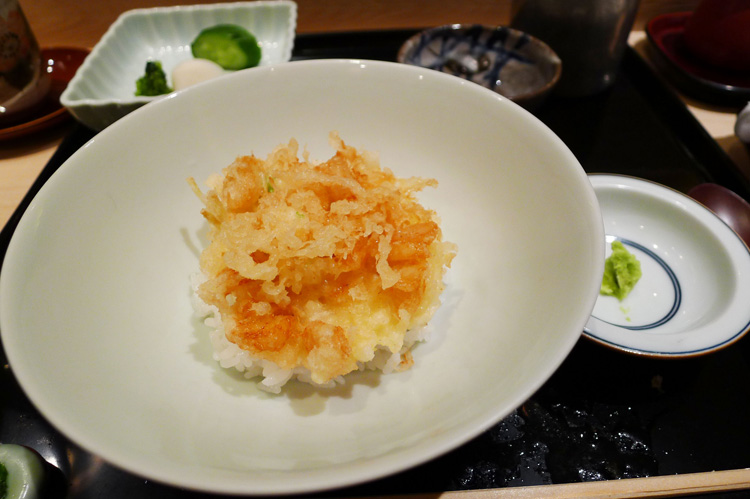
[190,273,430,394]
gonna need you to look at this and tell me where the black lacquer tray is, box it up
[1,30,749,499]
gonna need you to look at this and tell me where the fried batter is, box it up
[190,132,455,385]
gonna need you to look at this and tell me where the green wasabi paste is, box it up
[600,240,642,301]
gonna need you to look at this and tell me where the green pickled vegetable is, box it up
[0,444,46,499]
[191,24,261,70]
[601,240,642,301]
[135,61,173,96]
[0,462,7,499]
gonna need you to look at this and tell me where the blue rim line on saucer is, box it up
[584,232,750,357]
[590,237,681,331]
[585,173,750,358]
[585,317,750,357]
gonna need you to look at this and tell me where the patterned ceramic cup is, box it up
[0,0,49,124]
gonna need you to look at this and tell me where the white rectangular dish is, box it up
[60,1,297,131]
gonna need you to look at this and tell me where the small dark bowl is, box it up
[688,183,750,247]
[398,24,562,111]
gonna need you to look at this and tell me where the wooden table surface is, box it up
[2,0,750,496]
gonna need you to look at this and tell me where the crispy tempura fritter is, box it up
[190,132,455,385]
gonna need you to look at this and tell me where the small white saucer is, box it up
[584,174,750,357]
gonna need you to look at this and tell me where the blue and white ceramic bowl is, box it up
[398,24,561,110]
[585,174,750,357]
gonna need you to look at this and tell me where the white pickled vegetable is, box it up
[172,58,225,91]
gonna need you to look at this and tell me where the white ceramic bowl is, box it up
[1,59,603,495]
[585,174,750,356]
[60,1,297,131]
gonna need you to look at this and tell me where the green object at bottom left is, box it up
[0,461,7,499]
[0,444,46,499]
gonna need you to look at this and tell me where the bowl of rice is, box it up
[0,59,604,494]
